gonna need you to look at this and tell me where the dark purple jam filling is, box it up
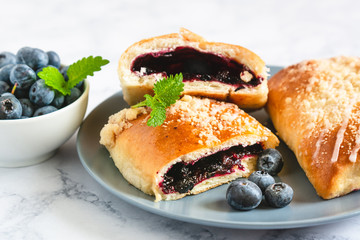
[131,47,263,90]
[160,143,263,194]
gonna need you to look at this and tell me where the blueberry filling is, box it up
[160,143,263,194]
[131,47,263,90]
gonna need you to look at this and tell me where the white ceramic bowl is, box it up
[0,79,89,167]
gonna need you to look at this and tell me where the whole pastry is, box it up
[267,56,360,199]
[100,95,279,201]
[118,28,269,110]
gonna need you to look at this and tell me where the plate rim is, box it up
[76,66,360,229]
[78,146,360,229]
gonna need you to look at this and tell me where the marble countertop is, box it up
[2,0,360,239]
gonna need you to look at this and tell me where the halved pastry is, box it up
[100,95,279,201]
[267,56,360,199]
[118,28,269,110]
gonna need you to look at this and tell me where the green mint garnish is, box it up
[37,56,109,95]
[132,73,184,127]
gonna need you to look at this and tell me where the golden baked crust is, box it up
[118,28,268,110]
[267,56,360,199]
[100,95,279,201]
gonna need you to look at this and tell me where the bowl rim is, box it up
[0,78,89,124]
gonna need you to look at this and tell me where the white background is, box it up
[1,0,360,239]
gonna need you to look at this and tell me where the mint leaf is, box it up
[153,73,184,107]
[147,100,167,127]
[37,66,70,95]
[132,94,152,108]
[66,56,109,90]
[38,56,109,96]
[132,73,184,127]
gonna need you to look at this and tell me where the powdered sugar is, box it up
[330,98,356,163]
[349,133,360,162]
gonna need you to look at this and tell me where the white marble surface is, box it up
[1,0,360,239]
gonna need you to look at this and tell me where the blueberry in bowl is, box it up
[0,78,90,167]
[0,47,108,167]
[0,94,22,119]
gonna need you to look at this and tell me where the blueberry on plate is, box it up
[265,182,293,208]
[248,171,275,193]
[257,148,284,176]
[9,64,36,89]
[33,105,57,117]
[29,79,55,106]
[226,179,262,211]
[16,47,49,71]
[0,95,22,119]
[0,52,17,68]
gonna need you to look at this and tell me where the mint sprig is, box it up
[132,73,184,127]
[38,56,109,95]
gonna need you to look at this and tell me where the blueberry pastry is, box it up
[118,28,269,110]
[100,95,279,201]
[267,56,360,199]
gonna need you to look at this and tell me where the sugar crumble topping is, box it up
[283,56,360,163]
[100,95,272,149]
[99,107,148,147]
[163,95,266,146]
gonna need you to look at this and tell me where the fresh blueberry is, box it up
[265,182,293,208]
[226,179,262,211]
[60,65,69,81]
[75,80,84,89]
[0,95,22,119]
[65,87,81,105]
[248,171,275,193]
[29,79,55,106]
[257,148,284,176]
[33,105,57,117]
[0,64,15,84]
[0,52,17,68]
[14,87,29,99]
[35,67,44,79]
[16,47,49,70]
[1,92,13,97]
[16,47,32,63]
[9,64,36,89]
[0,81,10,95]
[19,98,34,117]
[46,51,61,69]
[51,91,64,108]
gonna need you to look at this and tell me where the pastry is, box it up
[267,56,360,199]
[100,95,279,201]
[118,28,269,110]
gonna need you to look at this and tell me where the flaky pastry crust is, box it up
[100,95,279,201]
[267,56,360,199]
[118,28,268,110]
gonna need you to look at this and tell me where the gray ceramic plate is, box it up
[77,66,360,229]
